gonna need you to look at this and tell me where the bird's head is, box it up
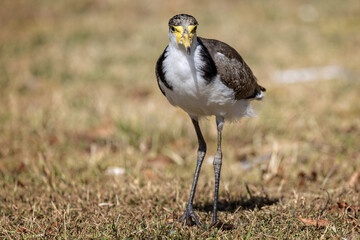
[168,14,198,55]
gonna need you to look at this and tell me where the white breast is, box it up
[159,42,255,120]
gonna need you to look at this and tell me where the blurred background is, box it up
[0,0,359,238]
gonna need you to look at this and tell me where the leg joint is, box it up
[213,160,222,168]
[213,156,222,168]
[197,145,206,163]
[198,140,207,154]
[198,145,206,153]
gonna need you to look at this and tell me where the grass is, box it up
[1,0,359,238]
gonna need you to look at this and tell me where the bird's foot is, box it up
[178,204,201,227]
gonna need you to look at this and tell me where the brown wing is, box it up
[198,37,265,100]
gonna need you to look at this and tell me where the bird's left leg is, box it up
[212,116,224,224]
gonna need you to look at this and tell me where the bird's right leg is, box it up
[179,117,206,227]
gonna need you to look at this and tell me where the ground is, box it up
[0,0,359,239]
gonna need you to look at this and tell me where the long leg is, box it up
[179,117,206,227]
[212,116,224,224]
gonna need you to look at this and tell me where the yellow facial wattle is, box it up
[170,25,197,55]
[188,25,197,39]
[171,26,184,44]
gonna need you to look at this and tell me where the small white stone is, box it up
[206,156,214,164]
[105,167,125,176]
[98,203,114,207]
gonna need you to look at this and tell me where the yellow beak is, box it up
[181,33,191,55]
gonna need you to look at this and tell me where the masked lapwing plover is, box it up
[155,14,266,227]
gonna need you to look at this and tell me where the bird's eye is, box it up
[171,26,176,32]
[192,26,197,33]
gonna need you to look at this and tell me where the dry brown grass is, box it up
[0,0,359,238]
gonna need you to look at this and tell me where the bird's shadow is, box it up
[194,195,279,213]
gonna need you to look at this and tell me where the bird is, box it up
[155,14,266,227]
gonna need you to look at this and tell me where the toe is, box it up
[178,206,202,227]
